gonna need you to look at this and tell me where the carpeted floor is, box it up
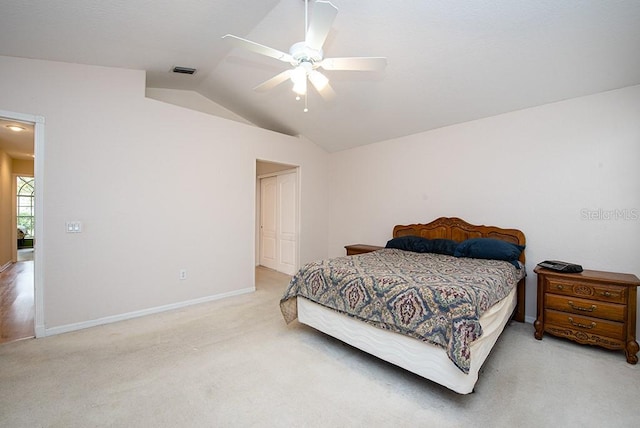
[1,267,639,427]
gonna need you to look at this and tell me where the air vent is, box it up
[172,66,197,75]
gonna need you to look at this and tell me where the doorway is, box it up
[256,160,299,276]
[0,109,44,340]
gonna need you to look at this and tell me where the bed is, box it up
[280,217,526,394]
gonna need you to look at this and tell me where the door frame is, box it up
[255,161,300,276]
[1,109,45,338]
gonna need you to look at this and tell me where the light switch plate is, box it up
[65,221,82,233]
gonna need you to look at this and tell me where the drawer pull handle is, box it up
[555,285,564,290]
[601,291,612,297]
[567,301,596,312]
[568,317,596,329]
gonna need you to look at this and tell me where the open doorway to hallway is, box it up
[0,116,35,343]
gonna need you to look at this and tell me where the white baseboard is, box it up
[43,287,255,337]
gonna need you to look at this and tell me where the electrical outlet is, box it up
[179,269,187,280]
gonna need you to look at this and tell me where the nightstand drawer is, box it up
[545,279,627,304]
[544,294,626,322]
[545,309,625,340]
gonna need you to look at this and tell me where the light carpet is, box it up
[1,267,639,427]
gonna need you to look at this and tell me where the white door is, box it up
[260,171,297,275]
[277,172,297,275]
[260,176,278,270]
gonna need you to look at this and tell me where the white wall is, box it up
[0,55,329,332]
[145,87,253,126]
[328,85,640,332]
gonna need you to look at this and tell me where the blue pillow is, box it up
[385,236,458,256]
[454,238,524,268]
[428,238,459,255]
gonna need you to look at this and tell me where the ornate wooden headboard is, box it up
[393,216,526,264]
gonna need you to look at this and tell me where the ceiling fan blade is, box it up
[253,70,293,92]
[305,1,338,51]
[310,81,336,101]
[320,57,388,71]
[317,82,336,101]
[308,72,336,101]
[222,34,294,63]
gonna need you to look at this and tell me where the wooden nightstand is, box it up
[344,244,384,256]
[534,266,640,364]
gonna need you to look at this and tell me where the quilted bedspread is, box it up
[280,248,525,373]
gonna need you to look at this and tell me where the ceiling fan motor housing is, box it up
[290,41,323,67]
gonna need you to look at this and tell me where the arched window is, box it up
[17,176,35,239]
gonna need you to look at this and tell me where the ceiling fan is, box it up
[222,0,387,109]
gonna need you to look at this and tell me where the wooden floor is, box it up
[0,257,34,344]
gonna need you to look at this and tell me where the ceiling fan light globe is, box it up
[291,65,307,85]
[308,70,329,91]
[292,78,307,95]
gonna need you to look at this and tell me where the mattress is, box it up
[296,285,517,394]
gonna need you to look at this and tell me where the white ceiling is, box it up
[1,0,640,153]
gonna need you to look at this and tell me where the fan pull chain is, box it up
[295,93,309,112]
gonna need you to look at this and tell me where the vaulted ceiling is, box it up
[1,0,640,153]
